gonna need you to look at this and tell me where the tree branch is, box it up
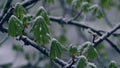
[20,35,69,67]
[49,16,120,54]
[0,26,70,67]
[94,23,120,47]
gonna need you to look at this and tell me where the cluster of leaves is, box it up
[66,0,104,19]
[8,3,51,45]
[50,40,118,68]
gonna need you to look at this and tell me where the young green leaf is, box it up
[89,4,104,19]
[79,43,88,55]
[66,0,73,4]
[8,15,24,37]
[58,34,67,45]
[100,0,114,9]
[108,61,118,68]
[72,0,81,9]
[81,2,90,12]
[25,53,31,61]
[14,3,26,20]
[76,55,87,68]
[12,44,24,52]
[22,15,31,28]
[35,7,50,25]
[31,16,50,45]
[69,45,77,57]
[50,39,62,59]
[46,0,54,4]
[85,45,98,60]
[96,43,106,57]
[72,0,84,9]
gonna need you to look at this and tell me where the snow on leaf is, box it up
[35,6,50,25]
[50,38,62,59]
[78,41,98,60]
[31,16,50,45]
[8,15,24,37]
[86,62,97,68]
[89,4,104,19]
[77,55,87,68]
[69,44,78,57]
[14,3,26,20]
[108,61,118,68]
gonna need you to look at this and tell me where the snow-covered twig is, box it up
[0,0,13,21]
[20,35,69,67]
[94,23,120,47]
[49,16,120,54]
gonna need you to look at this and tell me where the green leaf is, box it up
[85,45,98,60]
[12,44,24,52]
[108,61,118,68]
[79,42,89,55]
[50,39,62,59]
[58,34,67,45]
[72,0,84,9]
[25,53,31,61]
[79,42,98,60]
[69,45,77,56]
[22,15,31,28]
[35,7,50,25]
[46,0,54,4]
[118,4,120,11]
[96,43,106,57]
[66,0,73,4]
[14,3,26,20]
[100,0,114,9]
[89,4,104,19]
[72,0,80,9]
[76,56,87,68]
[8,15,24,37]
[100,0,110,8]
[22,15,31,24]
[32,52,37,60]
[31,16,50,45]
[81,2,90,12]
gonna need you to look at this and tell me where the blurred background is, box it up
[0,0,120,68]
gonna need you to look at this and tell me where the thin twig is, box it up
[0,0,13,21]
[0,7,14,26]
[94,23,120,47]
